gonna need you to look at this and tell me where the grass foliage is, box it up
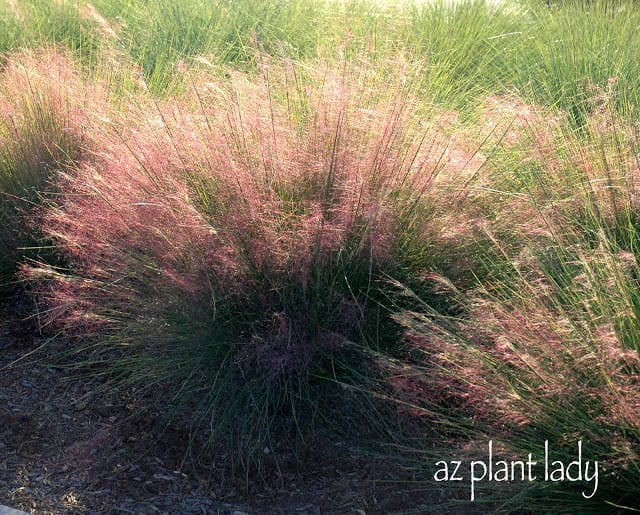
[2,0,640,510]
[21,56,481,470]
[0,49,88,285]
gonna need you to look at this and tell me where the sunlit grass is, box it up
[2,0,640,510]
[18,53,487,472]
[391,99,640,512]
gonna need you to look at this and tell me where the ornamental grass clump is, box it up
[393,244,640,511]
[0,49,89,287]
[390,100,640,511]
[25,56,485,470]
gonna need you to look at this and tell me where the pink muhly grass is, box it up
[479,94,564,151]
[488,89,640,241]
[0,48,99,281]
[17,49,515,475]
[22,56,489,466]
[392,243,640,504]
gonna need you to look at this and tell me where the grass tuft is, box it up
[22,55,484,472]
[0,48,89,287]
